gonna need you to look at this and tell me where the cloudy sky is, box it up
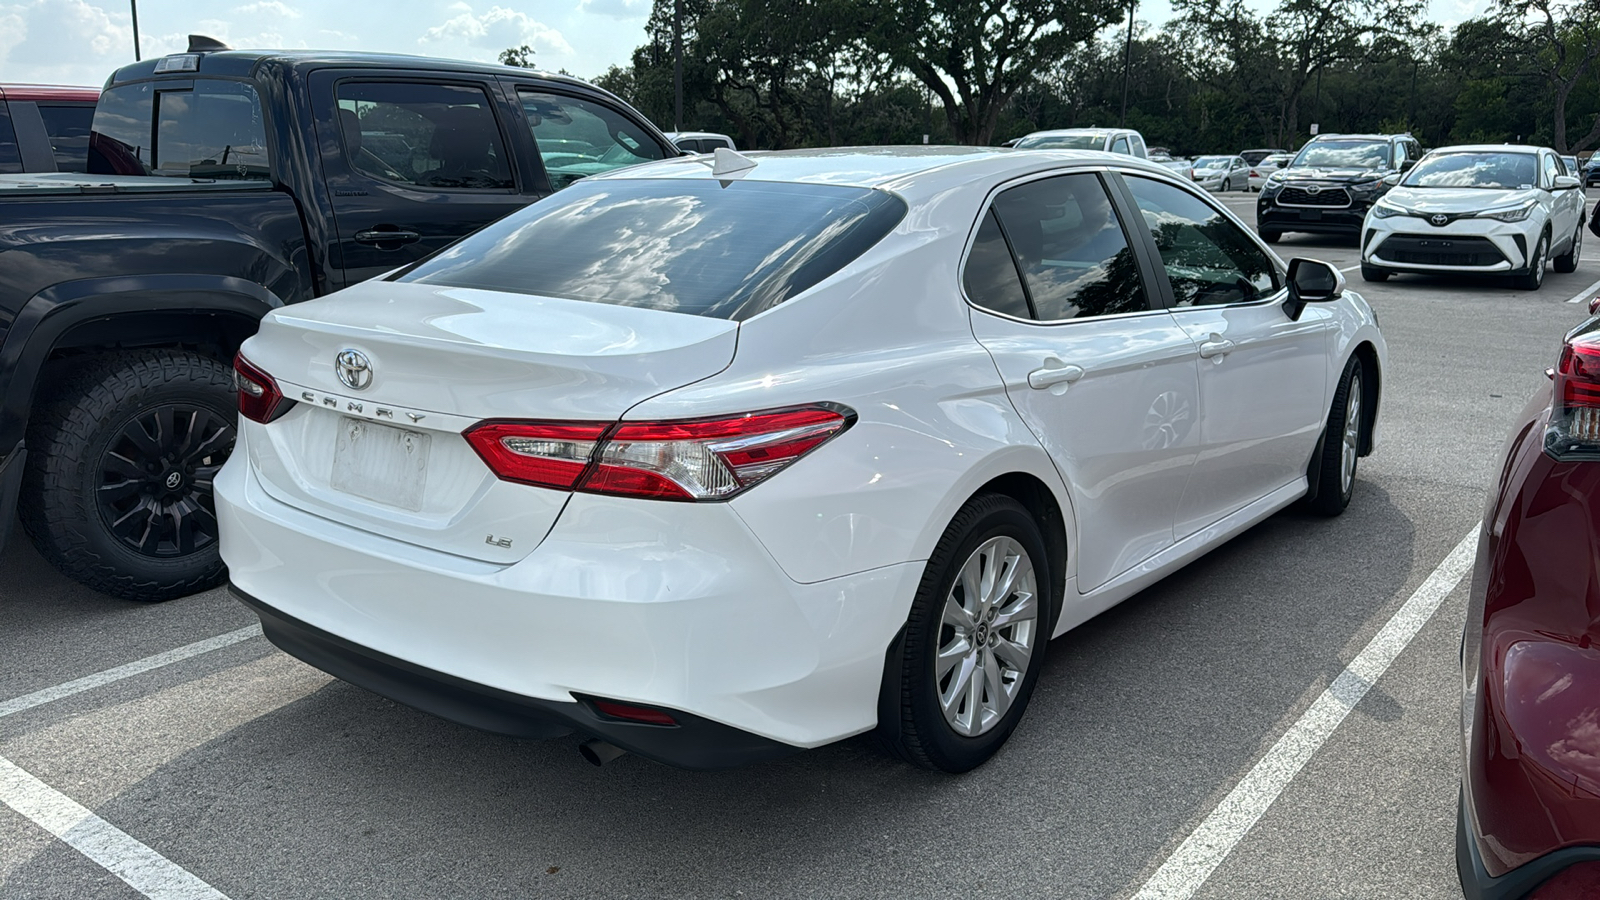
[2,0,1492,90]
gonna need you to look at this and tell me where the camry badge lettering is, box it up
[336,349,373,390]
[377,408,394,419]
[407,412,426,423]
[323,397,337,407]
[486,535,513,549]
[1431,214,1449,226]
[348,401,363,413]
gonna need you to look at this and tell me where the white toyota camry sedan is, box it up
[218,147,1386,772]
[1361,144,1586,289]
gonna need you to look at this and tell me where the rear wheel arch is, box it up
[969,472,1068,630]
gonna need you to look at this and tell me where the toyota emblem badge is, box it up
[336,349,373,390]
[1306,185,1321,195]
[1431,214,1449,226]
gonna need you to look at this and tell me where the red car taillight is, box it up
[1548,327,1600,460]
[465,405,853,501]
[233,353,288,423]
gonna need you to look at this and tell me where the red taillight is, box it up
[466,405,852,501]
[1548,334,1600,459]
[590,699,678,726]
[464,421,609,490]
[233,353,287,423]
[1249,168,1259,177]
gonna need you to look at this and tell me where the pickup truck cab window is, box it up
[0,107,19,172]
[336,82,513,190]
[37,104,93,172]
[517,89,668,190]
[89,80,268,179]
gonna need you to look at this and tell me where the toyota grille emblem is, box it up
[1431,214,1450,226]
[336,349,373,390]
[1306,185,1321,195]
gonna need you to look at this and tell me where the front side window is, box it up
[90,79,268,179]
[518,90,667,190]
[1542,153,1561,189]
[989,172,1149,321]
[1292,140,1391,170]
[336,82,512,190]
[1124,175,1279,307]
[397,178,906,321]
[38,104,93,172]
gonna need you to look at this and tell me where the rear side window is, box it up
[337,82,513,190]
[38,104,93,172]
[1112,136,1130,155]
[90,80,268,178]
[0,107,19,173]
[962,209,1031,319]
[518,90,668,190]
[397,178,906,321]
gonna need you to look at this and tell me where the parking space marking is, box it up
[1339,264,1362,273]
[1564,276,1600,303]
[0,754,230,899]
[0,625,261,719]
[1130,526,1479,900]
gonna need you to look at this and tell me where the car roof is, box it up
[590,145,1180,199]
[1305,134,1407,142]
[1022,128,1130,138]
[107,48,597,92]
[1428,144,1544,155]
[0,83,100,102]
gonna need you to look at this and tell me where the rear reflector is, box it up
[233,353,288,423]
[591,699,678,726]
[466,405,853,501]
[1548,327,1600,460]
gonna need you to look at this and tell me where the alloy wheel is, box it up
[96,404,234,557]
[1341,371,1362,496]
[937,536,1039,737]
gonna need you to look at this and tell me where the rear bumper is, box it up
[233,585,799,769]
[0,442,23,555]
[215,445,921,759]
[1459,789,1600,900]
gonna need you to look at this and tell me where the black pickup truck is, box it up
[0,41,676,600]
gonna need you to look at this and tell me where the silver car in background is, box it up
[1191,154,1249,192]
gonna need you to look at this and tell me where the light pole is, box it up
[1120,0,1136,126]
[672,0,683,131]
[130,0,142,61]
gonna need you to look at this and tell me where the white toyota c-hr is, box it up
[218,147,1386,772]
[1361,144,1586,289]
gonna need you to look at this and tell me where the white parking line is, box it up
[1564,276,1600,303]
[1338,264,1363,273]
[0,625,261,719]
[0,754,231,899]
[1130,526,1479,900]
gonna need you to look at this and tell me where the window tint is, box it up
[336,82,512,190]
[90,80,268,178]
[1542,153,1561,188]
[678,139,703,153]
[1112,136,1130,155]
[0,108,19,173]
[397,178,906,321]
[38,104,93,172]
[1124,175,1279,306]
[518,90,667,190]
[991,173,1149,320]
[963,209,1031,319]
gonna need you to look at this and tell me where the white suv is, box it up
[1362,144,1585,290]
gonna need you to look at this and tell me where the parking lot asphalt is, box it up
[1,188,1594,899]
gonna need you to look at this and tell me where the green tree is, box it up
[498,44,537,68]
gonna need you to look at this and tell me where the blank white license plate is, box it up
[330,417,430,511]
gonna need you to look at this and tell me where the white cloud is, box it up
[579,0,648,19]
[235,1,302,18]
[0,0,131,86]
[418,3,571,55]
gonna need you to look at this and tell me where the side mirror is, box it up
[1399,159,1416,172]
[1556,175,1581,190]
[1383,172,1402,186]
[1284,258,1346,320]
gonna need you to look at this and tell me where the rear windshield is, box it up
[396,178,908,321]
[1016,134,1104,150]
[89,79,268,179]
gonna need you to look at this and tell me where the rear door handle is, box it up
[1199,337,1235,359]
[354,229,421,246]
[1027,361,1085,390]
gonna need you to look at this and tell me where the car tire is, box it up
[1555,222,1582,274]
[1306,356,1364,517]
[1223,178,1233,192]
[20,351,237,602]
[876,492,1052,773]
[1361,264,1390,282]
[1512,233,1549,291]
[1261,229,1282,244]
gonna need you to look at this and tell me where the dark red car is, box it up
[0,83,99,173]
[1460,307,1600,899]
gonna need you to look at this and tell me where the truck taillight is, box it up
[1548,328,1600,460]
[233,353,288,423]
[465,405,853,501]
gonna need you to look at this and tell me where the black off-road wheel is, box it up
[1260,229,1283,244]
[20,351,237,602]
[1306,356,1364,517]
[876,493,1052,773]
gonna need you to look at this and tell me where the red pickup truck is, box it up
[0,84,98,173]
